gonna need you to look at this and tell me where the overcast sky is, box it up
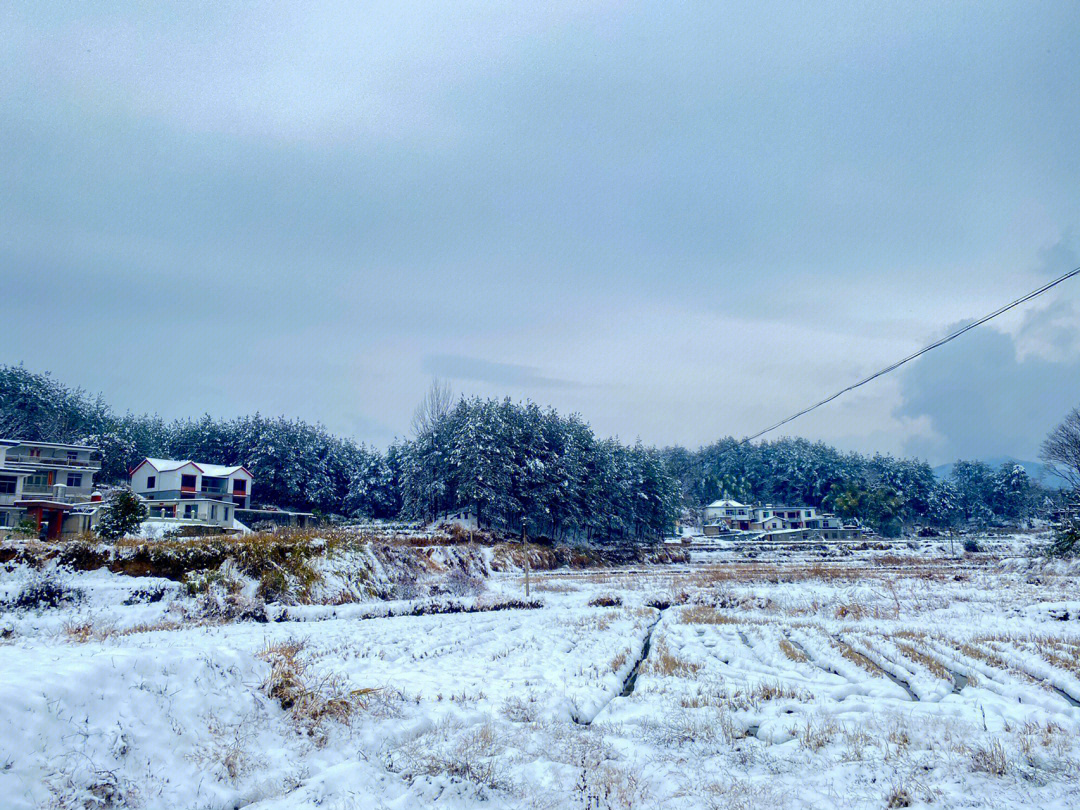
[4,2,1080,464]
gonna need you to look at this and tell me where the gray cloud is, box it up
[896,325,1080,462]
[2,3,1080,456]
[423,355,581,390]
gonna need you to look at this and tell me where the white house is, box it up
[433,506,480,531]
[130,458,253,508]
[0,439,102,538]
[129,458,254,529]
[703,499,750,524]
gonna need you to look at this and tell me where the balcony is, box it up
[7,454,102,470]
[16,484,91,504]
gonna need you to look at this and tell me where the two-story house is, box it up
[771,505,822,530]
[129,458,253,528]
[703,499,750,527]
[0,439,102,537]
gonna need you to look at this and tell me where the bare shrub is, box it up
[501,693,542,723]
[122,584,168,605]
[441,569,486,597]
[575,758,651,809]
[197,590,269,623]
[9,570,83,610]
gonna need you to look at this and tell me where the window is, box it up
[66,473,82,488]
[147,476,156,489]
[29,448,41,458]
[183,503,199,519]
[0,476,16,495]
[67,451,78,460]
[210,504,217,520]
[232,479,247,494]
[181,474,197,490]
[0,511,7,527]
[25,472,50,490]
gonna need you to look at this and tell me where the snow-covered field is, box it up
[2,539,1079,809]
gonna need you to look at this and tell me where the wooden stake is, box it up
[523,519,530,598]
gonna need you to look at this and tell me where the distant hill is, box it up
[932,457,1070,489]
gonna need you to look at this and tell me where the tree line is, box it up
[1,365,1073,542]
[662,437,1058,536]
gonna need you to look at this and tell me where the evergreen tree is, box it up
[96,487,148,540]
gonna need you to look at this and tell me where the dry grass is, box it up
[260,640,379,744]
[834,602,867,620]
[1018,720,1071,762]
[645,637,702,677]
[798,716,839,751]
[831,637,882,676]
[679,605,739,625]
[893,640,950,681]
[970,739,1009,776]
[385,719,511,793]
[779,638,808,663]
[728,681,810,710]
[589,593,623,608]
[63,618,191,642]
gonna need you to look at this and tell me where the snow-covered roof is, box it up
[2,439,97,451]
[133,458,252,478]
[706,499,748,508]
[140,458,198,473]
[198,463,251,478]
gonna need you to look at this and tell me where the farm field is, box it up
[1,540,1079,809]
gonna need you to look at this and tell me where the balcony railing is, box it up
[17,484,92,503]
[7,455,101,470]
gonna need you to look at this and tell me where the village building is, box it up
[701,499,860,541]
[703,499,751,528]
[129,458,254,530]
[0,439,103,538]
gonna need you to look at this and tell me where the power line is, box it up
[739,264,1080,445]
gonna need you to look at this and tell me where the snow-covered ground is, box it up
[2,538,1079,809]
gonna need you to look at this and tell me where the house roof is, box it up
[706,499,748,508]
[199,463,252,478]
[131,458,252,478]
[3,439,98,451]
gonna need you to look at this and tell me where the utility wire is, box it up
[739,264,1080,445]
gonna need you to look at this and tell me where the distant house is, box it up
[0,439,103,538]
[749,515,785,531]
[770,505,821,529]
[129,458,254,529]
[433,506,480,531]
[704,499,750,525]
[699,498,860,542]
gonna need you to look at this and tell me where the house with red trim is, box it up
[129,458,253,528]
[1,439,103,538]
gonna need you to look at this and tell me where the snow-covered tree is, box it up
[96,487,148,540]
